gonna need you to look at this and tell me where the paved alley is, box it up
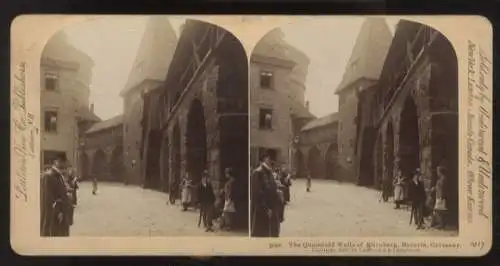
[280,179,458,237]
[70,182,247,237]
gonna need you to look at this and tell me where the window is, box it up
[45,73,58,91]
[259,108,273,129]
[353,116,358,125]
[259,71,273,89]
[44,111,58,133]
[349,139,354,147]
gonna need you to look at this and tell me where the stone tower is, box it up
[120,16,178,185]
[334,17,393,182]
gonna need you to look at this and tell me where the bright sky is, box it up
[63,16,186,120]
[281,17,399,117]
[62,16,398,120]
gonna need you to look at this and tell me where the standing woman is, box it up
[180,173,194,211]
[222,168,236,230]
[393,170,406,209]
[431,165,448,229]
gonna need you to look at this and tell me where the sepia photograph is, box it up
[39,16,249,237]
[11,14,492,256]
[249,17,459,237]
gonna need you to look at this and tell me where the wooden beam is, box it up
[192,41,201,66]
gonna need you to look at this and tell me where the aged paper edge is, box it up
[10,14,493,256]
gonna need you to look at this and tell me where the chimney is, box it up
[90,103,94,112]
[305,101,310,111]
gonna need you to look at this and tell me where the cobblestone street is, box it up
[71,182,247,237]
[280,179,458,237]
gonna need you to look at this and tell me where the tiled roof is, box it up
[85,114,123,134]
[335,18,393,93]
[120,16,178,96]
[301,112,339,131]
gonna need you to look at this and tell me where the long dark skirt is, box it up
[251,208,280,237]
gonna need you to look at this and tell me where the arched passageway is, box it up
[145,130,162,190]
[307,146,322,179]
[161,136,170,193]
[186,99,207,184]
[110,146,124,182]
[172,123,182,199]
[295,150,305,178]
[80,152,90,180]
[92,149,106,181]
[324,143,339,180]
[358,128,377,187]
[398,97,420,178]
[385,122,394,181]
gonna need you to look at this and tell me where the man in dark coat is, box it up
[198,170,216,232]
[408,168,426,229]
[40,154,71,237]
[250,152,281,237]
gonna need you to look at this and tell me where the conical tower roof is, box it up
[120,16,178,96]
[335,17,393,93]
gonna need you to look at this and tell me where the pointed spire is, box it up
[120,16,179,96]
[335,17,393,94]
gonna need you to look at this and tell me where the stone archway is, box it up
[172,123,182,198]
[385,122,394,181]
[324,143,339,180]
[161,136,170,193]
[307,146,322,179]
[186,98,207,184]
[110,146,124,182]
[398,96,420,178]
[295,150,305,178]
[80,152,90,180]
[92,149,106,181]
[145,130,162,190]
[358,127,377,187]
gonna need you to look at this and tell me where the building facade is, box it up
[296,113,340,180]
[141,20,249,229]
[40,32,100,173]
[120,16,178,186]
[80,115,124,182]
[250,29,314,170]
[355,20,459,225]
[334,18,393,182]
